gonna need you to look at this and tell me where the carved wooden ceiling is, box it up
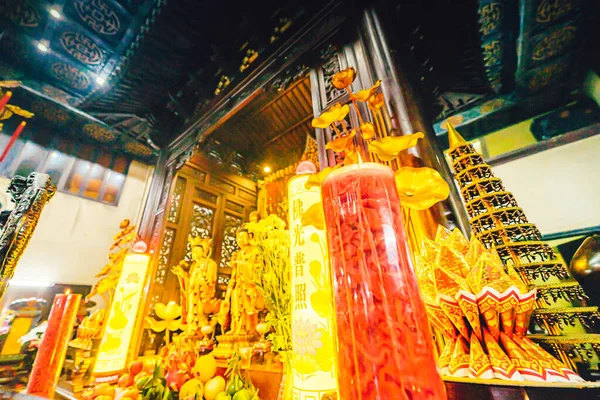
[0,0,324,163]
[208,75,313,172]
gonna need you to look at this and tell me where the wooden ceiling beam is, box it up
[263,115,313,147]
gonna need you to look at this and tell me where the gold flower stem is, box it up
[376,111,388,137]
[330,123,341,137]
[351,99,365,125]
[341,119,351,136]
[373,112,384,140]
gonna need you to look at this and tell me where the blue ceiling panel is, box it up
[51,22,114,73]
[63,0,131,46]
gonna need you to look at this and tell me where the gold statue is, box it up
[219,229,263,335]
[172,236,217,335]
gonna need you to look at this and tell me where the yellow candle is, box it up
[287,174,338,400]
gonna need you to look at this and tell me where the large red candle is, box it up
[27,293,82,398]
[321,163,446,400]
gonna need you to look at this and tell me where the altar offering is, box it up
[321,162,446,400]
[417,226,583,383]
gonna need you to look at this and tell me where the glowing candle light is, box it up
[287,171,338,400]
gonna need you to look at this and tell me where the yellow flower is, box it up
[5,104,33,118]
[331,67,356,89]
[312,103,350,128]
[368,132,424,161]
[325,129,355,152]
[351,80,381,102]
[360,122,375,140]
[146,301,182,332]
[304,166,339,189]
[368,92,385,110]
[394,167,450,210]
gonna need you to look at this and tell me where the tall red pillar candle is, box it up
[321,163,446,400]
[27,293,82,398]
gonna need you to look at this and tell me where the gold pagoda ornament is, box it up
[445,123,600,375]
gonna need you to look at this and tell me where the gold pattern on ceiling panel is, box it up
[60,32,106,66]
[0,0,41,27]
[124,141,153,157]
[479,2,502,36]
[536,0,575,24]
[532,26,576,62]
[83,123,116,142]
[31,100,71,124]
[51,62,91,90]
[73,0,121,36]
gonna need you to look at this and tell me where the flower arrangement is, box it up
[244,214,292,354]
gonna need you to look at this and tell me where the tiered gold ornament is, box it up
[445,123,600,375]
[416,226,582,382]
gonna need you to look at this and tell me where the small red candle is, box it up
[0,91,12,113]
[27,293,82,398]
[321,163,446,400]
[0,121,26,162]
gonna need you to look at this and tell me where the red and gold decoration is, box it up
[27,292,82,398]
[320,162,446,399]
[287,169,338,400]
[416,226,583,382]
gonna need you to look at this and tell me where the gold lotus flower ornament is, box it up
[305,165,340,190]
[351,80,381,102]
[312,103,351,129]
[325,129,356,152]
[360,122,375,140]
[145,301,182,344]
[394,167,450,210]
[331,67,356,89]
[368,132,424,161]
[368,92,385,110]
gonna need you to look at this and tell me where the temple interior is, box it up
[0,0,599,399]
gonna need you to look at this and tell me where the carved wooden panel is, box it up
[143,158,257,318]
[218,213,244,269]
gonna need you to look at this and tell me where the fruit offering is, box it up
[321,163,446,400]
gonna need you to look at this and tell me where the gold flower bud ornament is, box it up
[331,67,357,89]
